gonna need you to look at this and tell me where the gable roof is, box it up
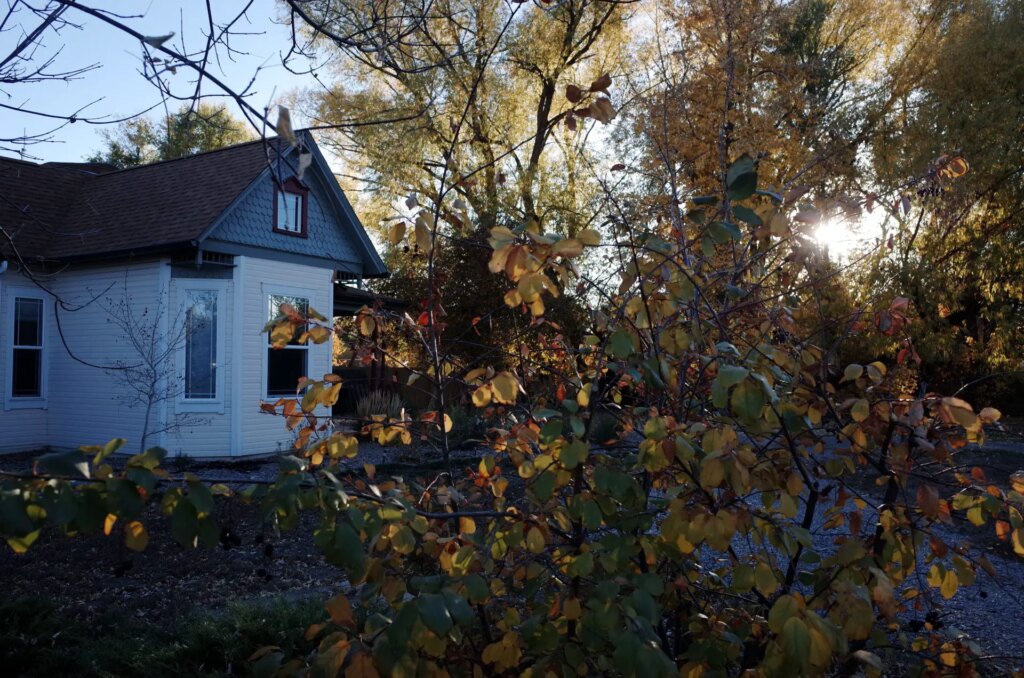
[0,133,386,277]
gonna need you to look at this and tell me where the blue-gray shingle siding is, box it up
[207,170,366,271]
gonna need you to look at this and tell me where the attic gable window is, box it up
[273,178,308,237]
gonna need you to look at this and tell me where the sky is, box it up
[0,0,316,163]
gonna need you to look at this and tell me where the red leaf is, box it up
[589,72,612,92]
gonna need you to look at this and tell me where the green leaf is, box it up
[708,220,742,243]
[171,499,200,548]
[128,446,167,470]
[463,573,490,603]
[94,438,126,464]
[417,593,454,637]
[770,598,798,634]
[782,617,810,669]
[726,154,757,200]
[607,329,634,360]
[0,494,36,536]
[391,525,416,555]
[315,521,367,582]
[732,205,762,225]
[731,379,766,422]
[532,471,556,502]
[712,365,749,408]
[561,440,588,469]
[35,450,90,479]
[442,591,475,626]
[107,479,144,518]
[187,481,214,516]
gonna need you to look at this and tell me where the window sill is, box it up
[177,400,225,414]
[272,227,308,239]
[4,397,47,411]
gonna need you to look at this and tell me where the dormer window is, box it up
[273,178,309,237]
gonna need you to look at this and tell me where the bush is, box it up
[444,405,485,450]
[354,388,404,422]
[0,596,322,677]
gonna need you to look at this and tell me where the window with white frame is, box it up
[273,178,308,237]
[11,296,44,398]
[267,293,309,396]
[184,289,218,399]
[276,192,303,233]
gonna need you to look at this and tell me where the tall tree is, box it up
[861,0,1024,402]
[299,0,628,367]
[86,103,252,169]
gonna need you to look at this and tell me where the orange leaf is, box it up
[325,592,356,628]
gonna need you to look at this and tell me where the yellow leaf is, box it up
[577,229,601,246]
[357,309,376,337]
[526,526,545,554]
[979,407,1002,423]
[489,244,513,274]
[459,517,476,535]
[388,221,406,246]
[841,364,863,383]
[414,214,433,253]
[577,383,592,408]
[1012,528,1024,557]
[490,372,520,405]
[307,325,331,344]
[940,569,958,599]
[472,384,492,408]
[550,238,583,257]
[104,513,117,536]
[563,598,582,621]
[124,521,148,552]
[443,414,453,433]
[851,398,870,422]
[700,457,724,489]
[754,562,777,596]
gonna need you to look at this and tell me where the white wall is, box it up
[0,271,51,453]
[1,255,333,457]
[164,275,234,458]
[237,256,334,455]
[45,260,168,453]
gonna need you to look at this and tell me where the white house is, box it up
[0,132,387,457]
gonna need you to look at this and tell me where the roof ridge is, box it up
[93,135,289,176]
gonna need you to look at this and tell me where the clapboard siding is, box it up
[238,256,333,455]
[44,260,168,452]
[164,275,234,458]
[0,271,51,453]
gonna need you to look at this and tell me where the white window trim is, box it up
[276,192,303,233]
[4,286,48,411]
[175,279,228,414]
[261,283,317,401]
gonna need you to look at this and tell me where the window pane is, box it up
[267,348,307,396]
[14,297,42,347]
[277,192,302,232]
[12,348,41,397]
[185,290,217,399]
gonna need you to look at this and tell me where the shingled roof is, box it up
[0,138,280,262]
